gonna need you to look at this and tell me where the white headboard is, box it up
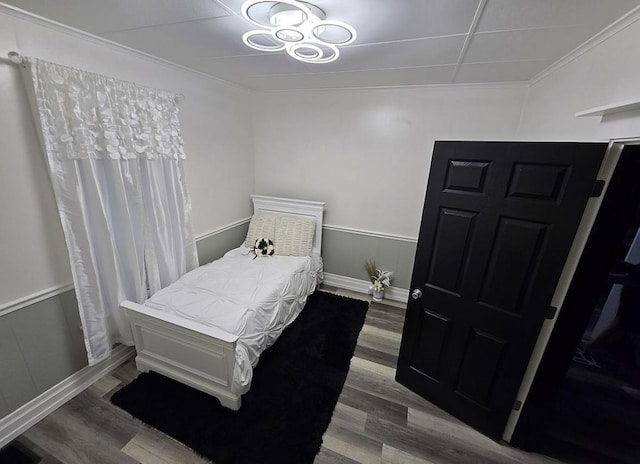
[251,195,325,256]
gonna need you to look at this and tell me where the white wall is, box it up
[253,85,526,238]
[0,7,254,306]
[518,14,640,141]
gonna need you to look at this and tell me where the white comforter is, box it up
[143,246,321,394]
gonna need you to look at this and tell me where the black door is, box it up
[396,141,606,439]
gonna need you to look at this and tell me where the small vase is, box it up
[372,288,384,302]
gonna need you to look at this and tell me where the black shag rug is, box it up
[0,441,40,464]
[111,291,368,464]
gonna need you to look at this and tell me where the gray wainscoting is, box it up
[322,227,417,290]
[0,290,86,418]
[0,221,249,420]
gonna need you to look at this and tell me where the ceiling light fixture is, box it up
[241,0,356,64]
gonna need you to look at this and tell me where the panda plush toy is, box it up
[253,238,274,258]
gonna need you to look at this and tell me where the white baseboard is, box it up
[0,345,135,449]
[323,273,409,303]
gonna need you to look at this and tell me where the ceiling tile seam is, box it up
[187,51,287,61]
[212,0,240,17]
[236,59,554,78]
[472,24,608,36]
[451,0,488,83]
[184,33,470,63]
[529,3,640,86]
[239,64,459,79]
[251,81,530,94]
[96,13,233,35]
[0,3,248,93]
[343,33,468,48]
[461,58,553,66]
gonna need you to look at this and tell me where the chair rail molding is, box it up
[323,224,418,243]
[195,217,252,242]
[0,283,74,317]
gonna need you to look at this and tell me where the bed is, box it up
[120,195,325,410]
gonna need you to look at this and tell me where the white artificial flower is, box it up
[374,269,393,288]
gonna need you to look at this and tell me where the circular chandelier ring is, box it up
[241,0,313,29]
[287,42,340,64]
[288,42,322,60]
[311,20,357,46]
[272,26,305,43]
[242,30,287,52]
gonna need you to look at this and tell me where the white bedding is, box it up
[143,246,321,394]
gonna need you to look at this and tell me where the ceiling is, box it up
[4,0,640,91]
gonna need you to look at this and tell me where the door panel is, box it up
[409,309,451,380]
[444,160,490,194]
[396,141,607,439]
[427,208,477,294]
[455,328,507,407]
[478,217,548,314]
[506,163,568,201]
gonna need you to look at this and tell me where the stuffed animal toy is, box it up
[254,238,274,258]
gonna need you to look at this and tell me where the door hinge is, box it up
[546,306,558,320]
[513,400,522,411]
[591,179,605,197]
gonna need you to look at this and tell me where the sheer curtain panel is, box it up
[27,58,198,365]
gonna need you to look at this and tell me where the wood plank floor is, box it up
[10,288,564,464]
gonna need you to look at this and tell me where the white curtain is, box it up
[27,58,198,365]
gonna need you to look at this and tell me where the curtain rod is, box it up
[7,51,186,104]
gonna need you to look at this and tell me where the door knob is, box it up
[411,288,423,300]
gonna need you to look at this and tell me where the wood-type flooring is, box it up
[9,288,564,464]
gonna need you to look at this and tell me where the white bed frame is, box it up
[120,195,325,410]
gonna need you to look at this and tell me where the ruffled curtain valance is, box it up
[31,58,186,161]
